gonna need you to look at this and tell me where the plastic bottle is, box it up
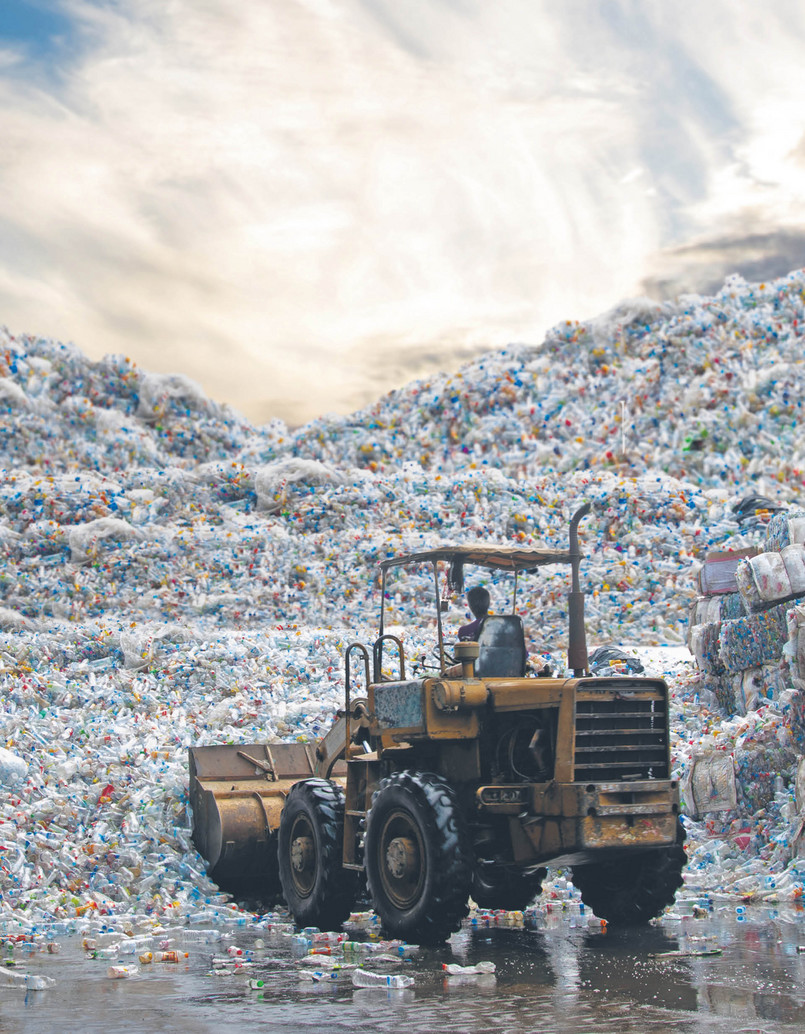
[442,961,496,975]
[212,955,251,968]
[156,950,187,963]
[351,970,414,989]
[107,965,138,979]
[342,941,375,954]
[300,969,339,981]
[0,970,56,991]
[311,931,345,945]
[299,955,341,968]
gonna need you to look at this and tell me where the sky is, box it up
[1,1,805,426]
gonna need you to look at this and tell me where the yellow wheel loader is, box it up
[189,503,685,943]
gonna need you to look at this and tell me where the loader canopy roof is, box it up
[379,544,573,573]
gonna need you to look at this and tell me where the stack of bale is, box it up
[685,513,805,829]
[688,511,805,715]
[775,513,805,743]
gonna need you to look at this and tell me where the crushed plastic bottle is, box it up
[299,969,340,981]
[0,969,56,991]
[442,961,496,975]
[107,964,139,979]
[351,969,414,989]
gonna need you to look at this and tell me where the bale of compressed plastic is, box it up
[796,757,805,814]
[785,603,805,690]
[765,510,805,551]
[718,602,792,674]
[687,592,747,636]
[736,552,792,610]
[698,549,758,596]
[689,621,724,674]
[720,592,747,621]
[733,715,798,813]
[688,596,722,628]
[731,664,790,714]
[703,673,735,714]
[781,543,805,595]
[683,752,737,817]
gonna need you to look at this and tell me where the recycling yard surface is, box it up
[2,906,805,1033]
[3,269,805,1026]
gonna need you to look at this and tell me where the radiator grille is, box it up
[574,686,669,782]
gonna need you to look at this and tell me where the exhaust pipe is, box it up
[567,502,591,677]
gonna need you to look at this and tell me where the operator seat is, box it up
[475,615,527,678]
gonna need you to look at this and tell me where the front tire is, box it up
[278,779,357,930]
[365,770,472,943]
[571,821,687,926]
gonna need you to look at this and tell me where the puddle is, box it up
[2,906,804,1033]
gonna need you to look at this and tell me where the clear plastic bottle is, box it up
[1,970,56,991]
[442,961,496,975]
[107,965,138,979]
[178,926,222,943]
[351,970,414,989]
[311,931,346,946]
[299,955,341,968]
[342,941,375,954]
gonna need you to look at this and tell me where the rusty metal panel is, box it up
[189,742,315,781]
[190,743,275,781]
[373,680,425,730]
[487,679,567,711]
[580,812,678,849]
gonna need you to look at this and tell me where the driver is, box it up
[458,586,490,641]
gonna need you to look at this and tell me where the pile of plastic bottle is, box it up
[2,268,805,931]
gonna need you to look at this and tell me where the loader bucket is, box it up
[188,742,316,895]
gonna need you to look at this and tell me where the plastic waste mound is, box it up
[2,268,805,930]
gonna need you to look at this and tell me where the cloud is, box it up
[1,1,805,424]
[641,218,805,300]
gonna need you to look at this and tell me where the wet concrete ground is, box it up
[2,905,805,1034]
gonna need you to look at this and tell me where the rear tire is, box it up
[278,779,357,930]
[571,821,687,926]
[472,863,546,911]
[365,770,471,944]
